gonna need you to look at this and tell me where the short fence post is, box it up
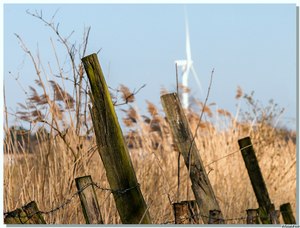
[75,175,104,224]
[208,210,224,224]
[161,93,223,224]
[280,203,296,224]
[267,204,280,224]
[82,54,151,224]
[4,208,29,224]
[257,206,271,224]
[22,201,47,224]
[246,209,260,224]
[173,200,198,224]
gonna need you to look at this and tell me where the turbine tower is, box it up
[175,9,203,109]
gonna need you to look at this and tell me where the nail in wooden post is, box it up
[280,203,296,224]
[82,54,151,224]
[238,137,271,209]
[208,210,224,224]
[75,175,104,224]
[22,201,46,224]
[246,209,260,224]
[161,93,222,224]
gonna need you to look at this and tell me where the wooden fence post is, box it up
[280,203,296,224]
[246,209,260,224]
[81,53,151,224]
[161,93,223,224]
[208,210,224,224]
[75,175,104,224]
[173,200,198,224]
[257,206,271,224]
[22,201,47,224]
[238,137,271,209]
[267,204,280,224]
[4,208,29,224]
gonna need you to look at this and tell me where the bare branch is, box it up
[109,84,146,106]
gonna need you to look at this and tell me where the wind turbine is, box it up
[175,9,204,109]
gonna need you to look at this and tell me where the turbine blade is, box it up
[185,9,192,61]
[190,65,204,95]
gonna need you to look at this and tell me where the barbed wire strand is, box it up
[161,209,292,225]
[3,182,140,218]
[4,181,293,224]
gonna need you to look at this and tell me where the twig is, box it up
[109,84,146,106]
[138,199,153,224]
[187,68,214,200]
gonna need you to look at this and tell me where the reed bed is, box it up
[3,90,296,224]
[4,10,296,223]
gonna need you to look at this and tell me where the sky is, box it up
[2,3,298,132]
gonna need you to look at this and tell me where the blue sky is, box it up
[3,3,298,131]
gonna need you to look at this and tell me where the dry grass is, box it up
[3,90,296,224]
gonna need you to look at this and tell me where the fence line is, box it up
[3,181,293,224]
[3,182,139,218]
[161,209,291,225]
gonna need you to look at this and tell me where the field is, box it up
[3,86,297,224]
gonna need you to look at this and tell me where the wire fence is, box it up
[3,181,293,224]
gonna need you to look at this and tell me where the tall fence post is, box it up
[161,93,223,224]
[238,137,271,208]
[75,175,104,224]
[280,203,296,224]
[81,53,151,224]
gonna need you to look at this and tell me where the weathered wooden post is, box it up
[257,206,271,224]
[267,204,280,224]
[22,201,47,224]
[81,53,151,224]
[208,210,224,224]
[4,208,29,224]
[238,137,272,209]
[280,203,296,224]
[161,93,223,224]
[246,209,260,224]
[75,175,104,224]
[173,200,198,224]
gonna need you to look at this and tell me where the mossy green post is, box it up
[161,93,223,224]
[257,206,271,224]
[4,208,29,224]
[75,175,104,224]
[280,203,296,224]
[238,137,271,207]
[81,53,151,224]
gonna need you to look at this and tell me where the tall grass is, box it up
[3,83,296,224]
[3,9,296,224]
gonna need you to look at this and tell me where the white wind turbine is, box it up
[175,9,203,109]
